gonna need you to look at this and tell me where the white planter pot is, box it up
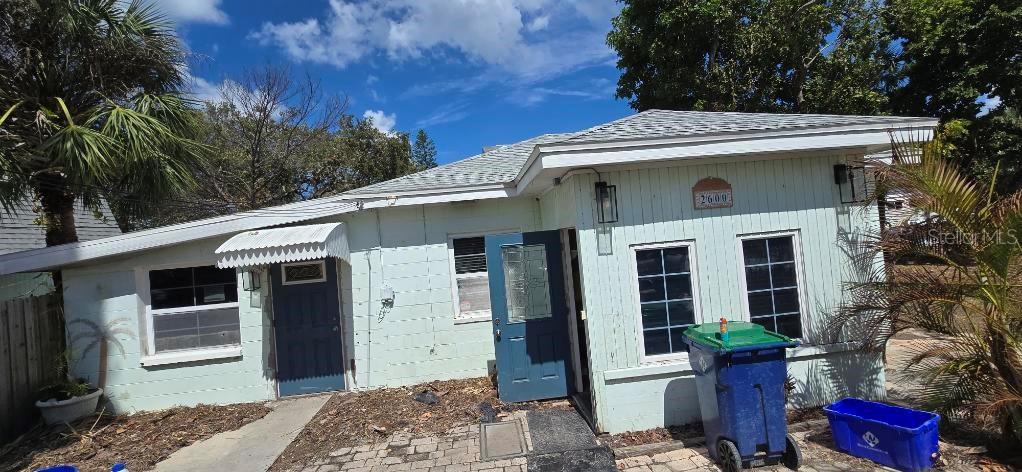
[35,388,103,425]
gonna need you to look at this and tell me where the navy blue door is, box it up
[486,231,572,402]
[271,259,345,396]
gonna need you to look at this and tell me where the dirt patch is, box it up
[0,402,270,472]
[601,423,703,449]
[271,377,568,472]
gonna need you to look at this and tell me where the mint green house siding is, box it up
[549,152,884,433]
[61,238,276,413]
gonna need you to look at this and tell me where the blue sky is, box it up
[159,0,633,164]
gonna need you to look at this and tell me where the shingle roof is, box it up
[347,133,574,195]
[0,199,122,255]
[348,110,930,196]
[562,109,926,144]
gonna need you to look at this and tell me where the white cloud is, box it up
[250,0,617,83]
[416,101,471,128]
[363,109,397,133]
[526,14,550,32]
[149,0,229,25]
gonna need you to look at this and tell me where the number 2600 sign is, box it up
[694,189,732,209]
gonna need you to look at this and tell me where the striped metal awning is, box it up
[215,222,349,269]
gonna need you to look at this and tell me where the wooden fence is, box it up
[0,294,63,444]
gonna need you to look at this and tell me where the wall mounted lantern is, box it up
[242,269,261,291]
[595,181,618,224]
[834,164,874,204]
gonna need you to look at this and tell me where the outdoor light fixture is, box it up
[243,269,261,291]
[595,181,618,224]
[834,163,873,204]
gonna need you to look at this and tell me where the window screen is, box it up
[148,265,240,353]
[635,245,696,356]
[741,236,803,338]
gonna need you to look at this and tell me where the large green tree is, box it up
[607,0,899,114]
[0,0,205,245]
[884,0,1021,192]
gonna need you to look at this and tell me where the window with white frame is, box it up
[634,243,697,357]
[452,236,491,319]
[740,234,804,338]
[148,265,241,353]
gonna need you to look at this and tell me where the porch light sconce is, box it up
[595,181,618,224]
[242,269,261,292]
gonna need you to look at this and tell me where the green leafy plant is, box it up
[835,130,1022,446]
[37,348,94,402]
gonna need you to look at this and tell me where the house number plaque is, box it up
[692,177,733,210]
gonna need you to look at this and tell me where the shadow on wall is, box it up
[662,372,701,429]
[788,350,884,409]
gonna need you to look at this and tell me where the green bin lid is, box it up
[683,321,796,352]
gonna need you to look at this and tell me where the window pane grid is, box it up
[742,236,802,338]
[635,246,695,356]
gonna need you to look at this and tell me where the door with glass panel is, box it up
[270,258,345,396]
[485,231,572,402]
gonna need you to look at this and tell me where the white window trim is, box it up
[281,260,327,285]
[630,240,702,364]
[137,261,243,361]
[448,234,493,324]
[735,229,809,339]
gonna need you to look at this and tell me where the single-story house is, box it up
[0,110,937,434]
[0,198,121,301]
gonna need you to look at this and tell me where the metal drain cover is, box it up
[480,420,527,459]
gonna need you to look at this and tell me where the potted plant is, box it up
[35,375,102,426]
[36,317,134,425]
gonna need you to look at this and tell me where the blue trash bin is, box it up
[824,398,939,471]
[35,466,78,472]
[683,321,801,471]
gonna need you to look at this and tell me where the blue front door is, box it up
[486,231,573,402]
[271,259,346,396]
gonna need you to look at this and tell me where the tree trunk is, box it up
[34,173,79,246]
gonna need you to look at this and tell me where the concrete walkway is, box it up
[151,394,329,472]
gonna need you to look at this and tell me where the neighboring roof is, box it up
[562,109,927,145]
[215,222,350,268]
[348,133,573,195]
[0,198,121,255]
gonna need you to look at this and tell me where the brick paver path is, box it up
[301,416,530,472]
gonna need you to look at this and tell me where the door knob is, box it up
[495,329,501,340]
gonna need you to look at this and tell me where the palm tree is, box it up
[836,130,1022,445]
[0,0,205,245]
[69,317,135,391]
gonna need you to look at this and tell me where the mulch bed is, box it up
[0,402,270,472]
[270,377,567,472]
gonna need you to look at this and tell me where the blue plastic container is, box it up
[683,322,799,467]
[35,466,78,472]
[824,398,940,471]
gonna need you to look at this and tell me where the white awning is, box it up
[215,222,349,269]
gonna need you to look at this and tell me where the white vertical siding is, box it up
[559,152,885,433]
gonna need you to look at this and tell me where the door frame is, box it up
[268,258,350,397]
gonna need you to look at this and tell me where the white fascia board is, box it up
[515,124,936,192]
[0,186,513,275]
[359,187,514,209]
[344,183,509,200]
[0,199,362,275]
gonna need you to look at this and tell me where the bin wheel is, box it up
[716,439,742,472]
[782,433,802,470]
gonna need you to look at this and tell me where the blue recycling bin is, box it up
[683,321,801,470]
[825,398,939,471]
